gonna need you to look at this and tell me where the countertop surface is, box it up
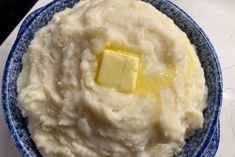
[0,0,234,156]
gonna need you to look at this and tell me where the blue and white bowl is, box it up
[1,0,223,157]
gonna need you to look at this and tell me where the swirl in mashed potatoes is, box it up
[17,0,207,156]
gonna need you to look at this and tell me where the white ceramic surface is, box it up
[0,0,234,156]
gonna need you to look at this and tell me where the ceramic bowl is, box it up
[1,0,222,156]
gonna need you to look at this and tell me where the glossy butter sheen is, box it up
[97,49,140,93]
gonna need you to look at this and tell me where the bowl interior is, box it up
[1,0,222,157]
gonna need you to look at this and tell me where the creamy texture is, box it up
[17,0,207,157]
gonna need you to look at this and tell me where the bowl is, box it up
[1,0,222,156]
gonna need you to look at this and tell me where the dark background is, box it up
[0,0,38,45]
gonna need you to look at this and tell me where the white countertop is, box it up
[0,0,234,156]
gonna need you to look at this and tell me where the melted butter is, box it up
[94,46,195,99]
[94,46,141,90]
[106,44,142,57]
[136,63,177,109]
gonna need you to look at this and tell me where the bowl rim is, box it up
[1,1,62,157]
[164,1,223,156]
[1,0,223,157]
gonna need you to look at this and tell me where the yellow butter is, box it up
[97,50,140,93]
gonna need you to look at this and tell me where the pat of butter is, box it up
[97,50,140,93]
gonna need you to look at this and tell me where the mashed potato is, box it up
[17,0,207,156]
